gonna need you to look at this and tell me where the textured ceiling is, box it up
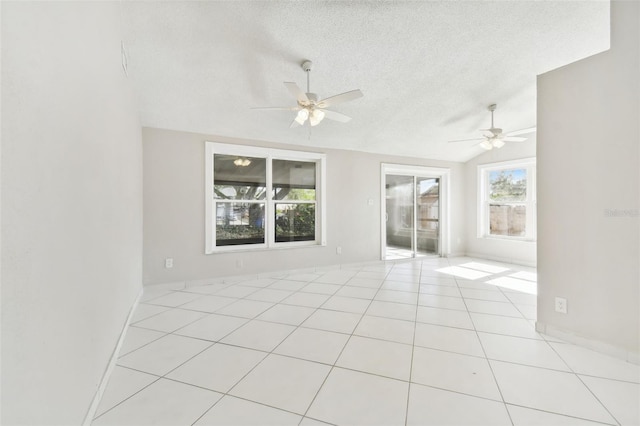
[121,1,610,162]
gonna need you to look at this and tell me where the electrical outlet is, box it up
[165,258,173,268]
[555,297,567,314]
[367,198,374,206]
[336,246,342,254]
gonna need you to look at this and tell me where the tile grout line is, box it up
[188,265,377,426]
[296,264,394,425]
[104,258,632,426]
[102,262,394,422]
[104,296,272,423]
[187,301,312,425]
[546,342,623,426]
[112,358,521,413]
[403,257,425,426]
[129,299,589,376]
[92,375,163,422]
[505,402,618,426]
[456,272,515,426]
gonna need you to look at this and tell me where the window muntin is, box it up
[206,143,325,253]
[478,160,536,241]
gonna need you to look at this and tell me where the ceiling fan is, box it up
[448,104,536,150]
[253,60,363,128]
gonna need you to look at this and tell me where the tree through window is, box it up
[205,143,326,253]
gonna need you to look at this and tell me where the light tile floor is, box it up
[93,257,639,426]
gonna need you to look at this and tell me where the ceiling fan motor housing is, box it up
[302,60,313,72]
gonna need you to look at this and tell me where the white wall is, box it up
[1,2,143,424]
[463,138,537,266]
[537,0,639,360]
[143,127,465,285]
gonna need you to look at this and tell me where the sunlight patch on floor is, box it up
[435,266,492,280]
[459,262,510,274]
[485,276,537,295]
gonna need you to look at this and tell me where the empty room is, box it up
[2,1,638,425]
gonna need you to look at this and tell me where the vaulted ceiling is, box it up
[121,1,610,162]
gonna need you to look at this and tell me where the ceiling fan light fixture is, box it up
[295,108,309,125]
[253,60,362,129]
[447,104,535,151]
[234,157,251,167]
[309,109,325,126]
[480,140,493,150]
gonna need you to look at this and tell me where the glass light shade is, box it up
[492,138,505,148]
[480,140,493,150]
[295,108,309,125]
[309,109,326,126]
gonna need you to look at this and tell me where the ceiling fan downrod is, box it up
[302,60,312,94]
[488,103,497,129]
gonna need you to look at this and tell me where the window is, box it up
[205,142,326,253]
[478,158,536,240]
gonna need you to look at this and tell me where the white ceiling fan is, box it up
[253,60,363,128]
[448,104,536,150]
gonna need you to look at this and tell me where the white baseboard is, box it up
[536,321,640,365]
[82,288,143,425]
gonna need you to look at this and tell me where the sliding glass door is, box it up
[382,164,448,261]
[385,175,415,259]
[416,177,439,256]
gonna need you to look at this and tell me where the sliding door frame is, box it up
[380,163,451,260]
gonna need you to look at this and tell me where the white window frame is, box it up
[477,158,536,241]
[205,142,326,254]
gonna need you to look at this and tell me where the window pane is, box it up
[275,203,315,242]
[273,160,316,200]
[214,155,266,200]
[216,202,265,246]
[490,204,526,236]
[489,168,526,202]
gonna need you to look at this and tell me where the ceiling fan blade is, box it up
[503,136,527,142]
[448,138,485,143]
[289,117,301,128]
[251,106,299,111]
[322,109,352,123]
[318,89,363,108]
[284,82,309,104]
[506,127,536,137]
